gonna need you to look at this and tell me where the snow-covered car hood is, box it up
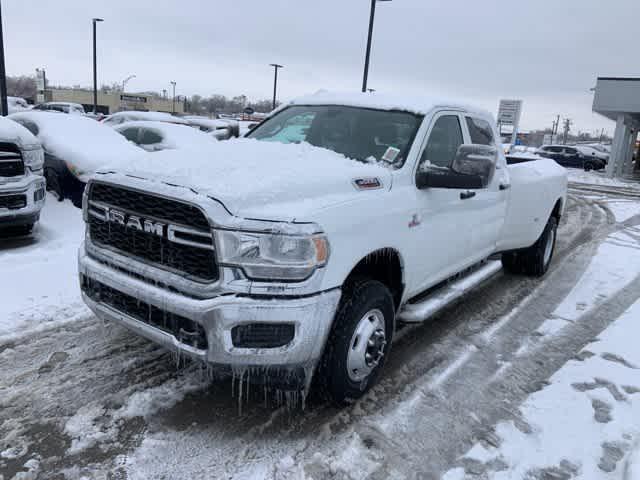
[0,116,40,150]
[101,139,392,222]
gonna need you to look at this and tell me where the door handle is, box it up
[460,190,476,200]
[499,183,511,191]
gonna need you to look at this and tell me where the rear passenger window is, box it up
[119,128,139,143]
[419,115,464,169]
[465,117,494,146]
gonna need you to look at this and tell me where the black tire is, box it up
[316,278,395,405]
[584,162,594,172]
[45,168,64,202]
[502,216,558,278]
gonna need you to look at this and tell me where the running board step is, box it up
[398,261,503,323]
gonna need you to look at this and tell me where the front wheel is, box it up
[584,162,594,172]
[316,279,395,405]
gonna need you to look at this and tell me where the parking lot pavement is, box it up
[1,188,640,479]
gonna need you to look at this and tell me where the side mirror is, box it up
[416,168,484,190]
[451,144,497,187]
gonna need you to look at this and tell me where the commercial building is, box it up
[47,88,184,115]
[592,77,640,178]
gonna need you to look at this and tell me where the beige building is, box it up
[48,88,184,115]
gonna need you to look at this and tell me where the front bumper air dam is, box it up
[78,246,341,369]
[0,174,46,226]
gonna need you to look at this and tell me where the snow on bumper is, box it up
[0,174,46,224]
[78,247,341,367]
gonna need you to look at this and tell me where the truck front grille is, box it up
[82,275,208,351]
[87,182,219,282]
[0,143,25,178]
[0,194,26,210]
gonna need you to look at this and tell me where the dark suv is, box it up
[536,145,606,171]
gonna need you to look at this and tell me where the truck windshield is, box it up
[246,105,423,169]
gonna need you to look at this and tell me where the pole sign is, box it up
[497,99,523,145]
[36,69,46,103]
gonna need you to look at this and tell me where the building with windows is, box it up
[592,77,640,178]
[47,88,184,115]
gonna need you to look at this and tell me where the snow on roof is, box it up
[289,91,491,118]
[9,111,144,175]
[0,116,40,149]
[107,111,189,124]
[115,121,218,150]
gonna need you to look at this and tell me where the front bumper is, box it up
[0,174,46,227]
[78,246,341,368]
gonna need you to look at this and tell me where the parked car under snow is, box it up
[101,111,189,127]
[183,116,240,141]
[114,121,218,152]
[9,111,143,208]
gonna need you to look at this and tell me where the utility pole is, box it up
[269,63,283,111]
[362,0,392,93]
[551,115,560,144]
[92,18,104,114]
[0,1,7,116]
[562,118,572,145]
[170,81,176,114]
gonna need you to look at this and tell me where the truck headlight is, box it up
[215,229,329,281]
[22,148,44,172]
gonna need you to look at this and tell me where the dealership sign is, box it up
[120,94,148,103]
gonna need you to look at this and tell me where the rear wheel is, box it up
[502,216,558,277]
[316,278,394,405]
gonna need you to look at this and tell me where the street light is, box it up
[122,74,136,92]
[170,81,176,114]
[92,18,104,114]
[269,64,283,111]
[362,0,392,93]
[0,1,7,116]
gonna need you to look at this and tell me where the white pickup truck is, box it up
[0,117,46,235]
[78,92,567,404]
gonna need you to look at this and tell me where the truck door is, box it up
[461,116,509,260]
[412,112,478,290]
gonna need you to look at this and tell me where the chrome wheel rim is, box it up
[347,309,386,382]
[543,226,556,267]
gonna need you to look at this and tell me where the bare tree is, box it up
[6,75,36,100]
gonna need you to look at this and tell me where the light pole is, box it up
[170,81,176,114]
[269,64,283,111]
[92,18,104,114]
[362,0,391,93]
[0,1,7,116]
[122,74,136,92]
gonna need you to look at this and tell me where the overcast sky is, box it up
[5,0,639,134]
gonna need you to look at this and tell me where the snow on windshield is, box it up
[246,105,422,169]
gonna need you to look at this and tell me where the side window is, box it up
[465,117,494,146]
[118,127,139,143]
[564,147,577,155]
[138,128,163,145]
[548,146,562,153]
[419,115,464,169]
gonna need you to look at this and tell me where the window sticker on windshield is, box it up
[382,146,401,163]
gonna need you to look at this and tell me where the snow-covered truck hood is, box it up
[100,139,392,222]
[0,116,40,150]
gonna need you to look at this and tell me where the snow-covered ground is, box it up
[568,168,640,191]
[1,186,640,479]
[0,195,88,341]
[443,192,640,479]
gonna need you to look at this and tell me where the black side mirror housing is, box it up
[416,169,484,190]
